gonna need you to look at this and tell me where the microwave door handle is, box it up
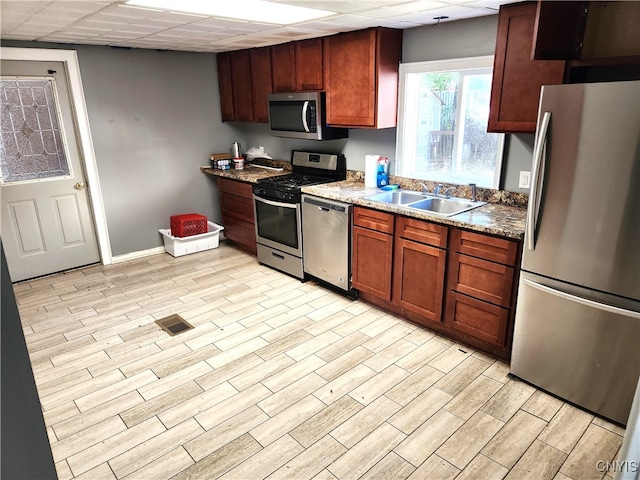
[301,101,310,133]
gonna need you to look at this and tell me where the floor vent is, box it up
[155,314,194,336]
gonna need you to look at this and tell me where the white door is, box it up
[1,60,100,282]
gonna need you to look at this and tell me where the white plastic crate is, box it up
[159,221,223,257]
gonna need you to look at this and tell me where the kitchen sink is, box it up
[407,197,486,216]
[363,190,428,205]
[363,190,486,216]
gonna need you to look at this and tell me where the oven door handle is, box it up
[254,195,297,209]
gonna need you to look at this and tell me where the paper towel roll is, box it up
[365,155,380,188]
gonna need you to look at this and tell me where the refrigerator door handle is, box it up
[524,279,640,319]
[526,111,551,251]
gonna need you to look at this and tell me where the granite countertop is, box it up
[201,165,527,240]
[301,180,527,240]
[200,164,290,183]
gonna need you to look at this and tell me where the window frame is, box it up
[395,55,505,189]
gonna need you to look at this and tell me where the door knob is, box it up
[74,182,86,190]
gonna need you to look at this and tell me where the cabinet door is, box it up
[220,192,254,224]
[230,50,253,122]
[217,52,235,121]
[271,43,296,93]
[250,47,273,123]
[352,225,393,300]
[445,292,509,348]
[393,238,446,323]
[325,29,377,127]
[488,2,565,133]
[217,178,256,254]
[532,1,588,60]
[295,38,324,91]
[221,214,257,254]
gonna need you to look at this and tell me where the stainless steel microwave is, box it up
[268,92,348,141]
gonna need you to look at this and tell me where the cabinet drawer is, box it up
[217,177,253,198]
[396,216,447,248]
[352,225,393,300]
[451,228,519,266]
[449,253,514,308]
[220,192,254,224]
[353,207,394,234]
[445,291,509,347]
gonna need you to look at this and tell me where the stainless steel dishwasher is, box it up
[301,194,354,295]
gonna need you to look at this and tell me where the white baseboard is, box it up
[111,246,166,264]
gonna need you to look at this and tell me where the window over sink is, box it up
[396,56,505,189]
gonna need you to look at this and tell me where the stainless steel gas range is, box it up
[252,150,346,279]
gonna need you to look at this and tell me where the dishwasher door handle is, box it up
[303,195,347,213]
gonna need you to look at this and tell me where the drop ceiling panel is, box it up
[0,0,516,52]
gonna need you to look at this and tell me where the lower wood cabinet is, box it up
[352,225,393,300]
[351,206,521,360]
[217,177,257,255]
[445,229,519,357]
[352,208,394,300]
[392,216,447,325]
[393,237,446,323]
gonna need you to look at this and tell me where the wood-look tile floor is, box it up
[14,242,625,480]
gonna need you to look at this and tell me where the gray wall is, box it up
[4,41,235,256]
[5,15,534,256]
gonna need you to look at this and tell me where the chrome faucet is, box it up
[420,183,430,195]
[434,184,452,198]
[469,183,477,202]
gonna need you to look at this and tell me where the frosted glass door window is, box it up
[0,78,71,184]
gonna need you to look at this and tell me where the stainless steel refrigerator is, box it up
[510,80,640,426]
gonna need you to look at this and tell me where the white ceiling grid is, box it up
[0,0,515,53]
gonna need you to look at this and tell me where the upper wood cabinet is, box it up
[218,47,272,123]
[218,27,401,125]
[534,1,640,61]
[271,42,296,93]
[229,50,254,122]
[217,52,235,121]
[324,27,403,128]
[271,39,324,93]
[488,2,566,133]
[295,38,324,91]
[250,47,273,123]
[532,1,589,60]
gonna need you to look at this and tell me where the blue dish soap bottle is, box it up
[377,157,389,188]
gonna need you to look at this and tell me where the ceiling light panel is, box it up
[125,0,336,25]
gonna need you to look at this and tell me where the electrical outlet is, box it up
[519,171,531,189]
